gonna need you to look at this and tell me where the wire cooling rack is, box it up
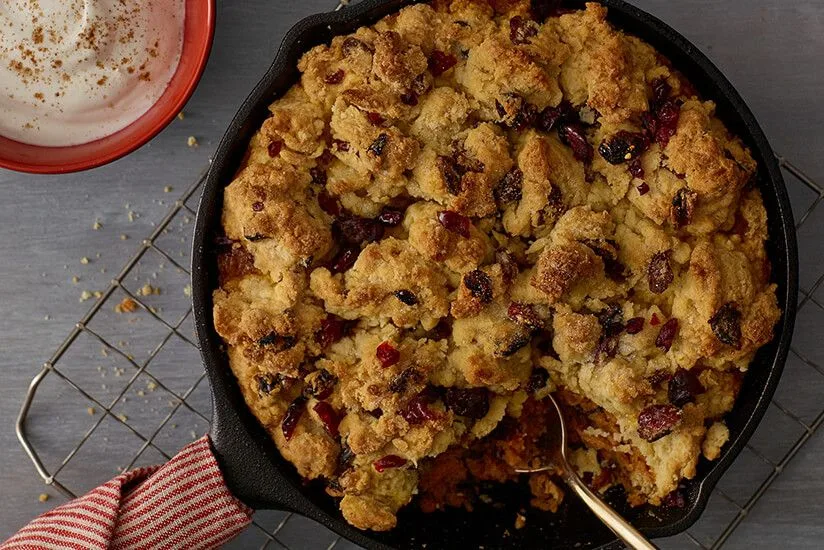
[14,2,824,549]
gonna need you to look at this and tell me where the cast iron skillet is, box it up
[192,0,798,547]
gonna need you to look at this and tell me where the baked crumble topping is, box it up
[213,0,780,531]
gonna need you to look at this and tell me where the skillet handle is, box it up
[3,436,253,550]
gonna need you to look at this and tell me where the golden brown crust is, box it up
[214,0,780,531]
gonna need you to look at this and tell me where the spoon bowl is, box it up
[516,393,658,550]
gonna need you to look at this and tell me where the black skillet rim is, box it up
[192,0,798,547]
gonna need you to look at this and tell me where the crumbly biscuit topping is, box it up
[214,0,780,531]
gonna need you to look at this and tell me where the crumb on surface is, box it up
[38,494,49,503]
[114,297,138,314]
[187,136,198,148]
[87,407,96,416]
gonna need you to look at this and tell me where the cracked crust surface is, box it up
[213,0,780,531]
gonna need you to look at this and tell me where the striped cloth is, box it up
[2,436,253,550]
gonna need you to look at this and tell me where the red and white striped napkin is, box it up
[2,436,253,550]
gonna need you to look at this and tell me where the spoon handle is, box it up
[564,470,658,550]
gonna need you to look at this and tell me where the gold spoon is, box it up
[515,393,658,550]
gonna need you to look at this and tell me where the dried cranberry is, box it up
[443,387,489,419]
[437,210,471,237]
[526,368,550,393]
[317,315,346,348]
[508,302,542,329]
[317,190,341,216]
[394,289,418,306]
[367,133,388,156]
[709,302,742,348]
[257,331,297,351]
[373,455,407,472]
[331,139,350,152]
[650,313,661,326]
[334,215,384,245]
[324,69,345,84]
[530,0,564,21]
[536,101,577,133]
[494,167,523,204]
[647,251,674,294]
[342,37,371,56]
[252,201,264,212]
[668,368,704,407]
[650,78,672,110]
[598,130,648,165]
[662,489,686,508]
[400,391,439,424]
[313,401,341,439]
[366,112,385,125]
[598,304,625,338]
[267,140,282,157]
[509,16,538,45]
[377,209,403,226]
[376,341,400,368]
[624,317,645,335]
[282,396,307,441]
[388,367,423,394]
[428,50,457,76]
[628,158,644,179]
[329,247,357,274]
[637,403,682,442]
[464,269,493,303]
[594,336,619,361]
[671,188,697,228]
[400,91,418,106]
[512,102,538,131]
[654,99,680,147]
[558,123,593,163]
[636,182,650,195]
[496,329,532,357]
[496,249,519,283]
[437,155,463,195]
[655,318,679,352]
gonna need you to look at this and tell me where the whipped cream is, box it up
[0,0,185,147]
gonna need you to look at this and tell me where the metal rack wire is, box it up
[14,1,824,548]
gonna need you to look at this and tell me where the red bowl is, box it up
[0,0,216,174]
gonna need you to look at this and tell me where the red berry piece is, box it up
[437,210,471,237]
[373,455,407,472]
[636,182,650,195]
[376,341,400,368]
[268,140,283,157]
[317,315,346,348]
[624,317,645,334]
[324,69,345,84]
[463,269,493,303]
[366,112,385,125]
[428,50,457,76]
[313,401,341,439]
[281,396,307,441]
[637,403,682,442]
[655,318,679,351]
[558,122,593,163]
[650,312,661,326]
[317,190,341,216]
[329,247,359,274]
[509,15,538,45]
[507,302,542,329]
[252,201,264,212]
